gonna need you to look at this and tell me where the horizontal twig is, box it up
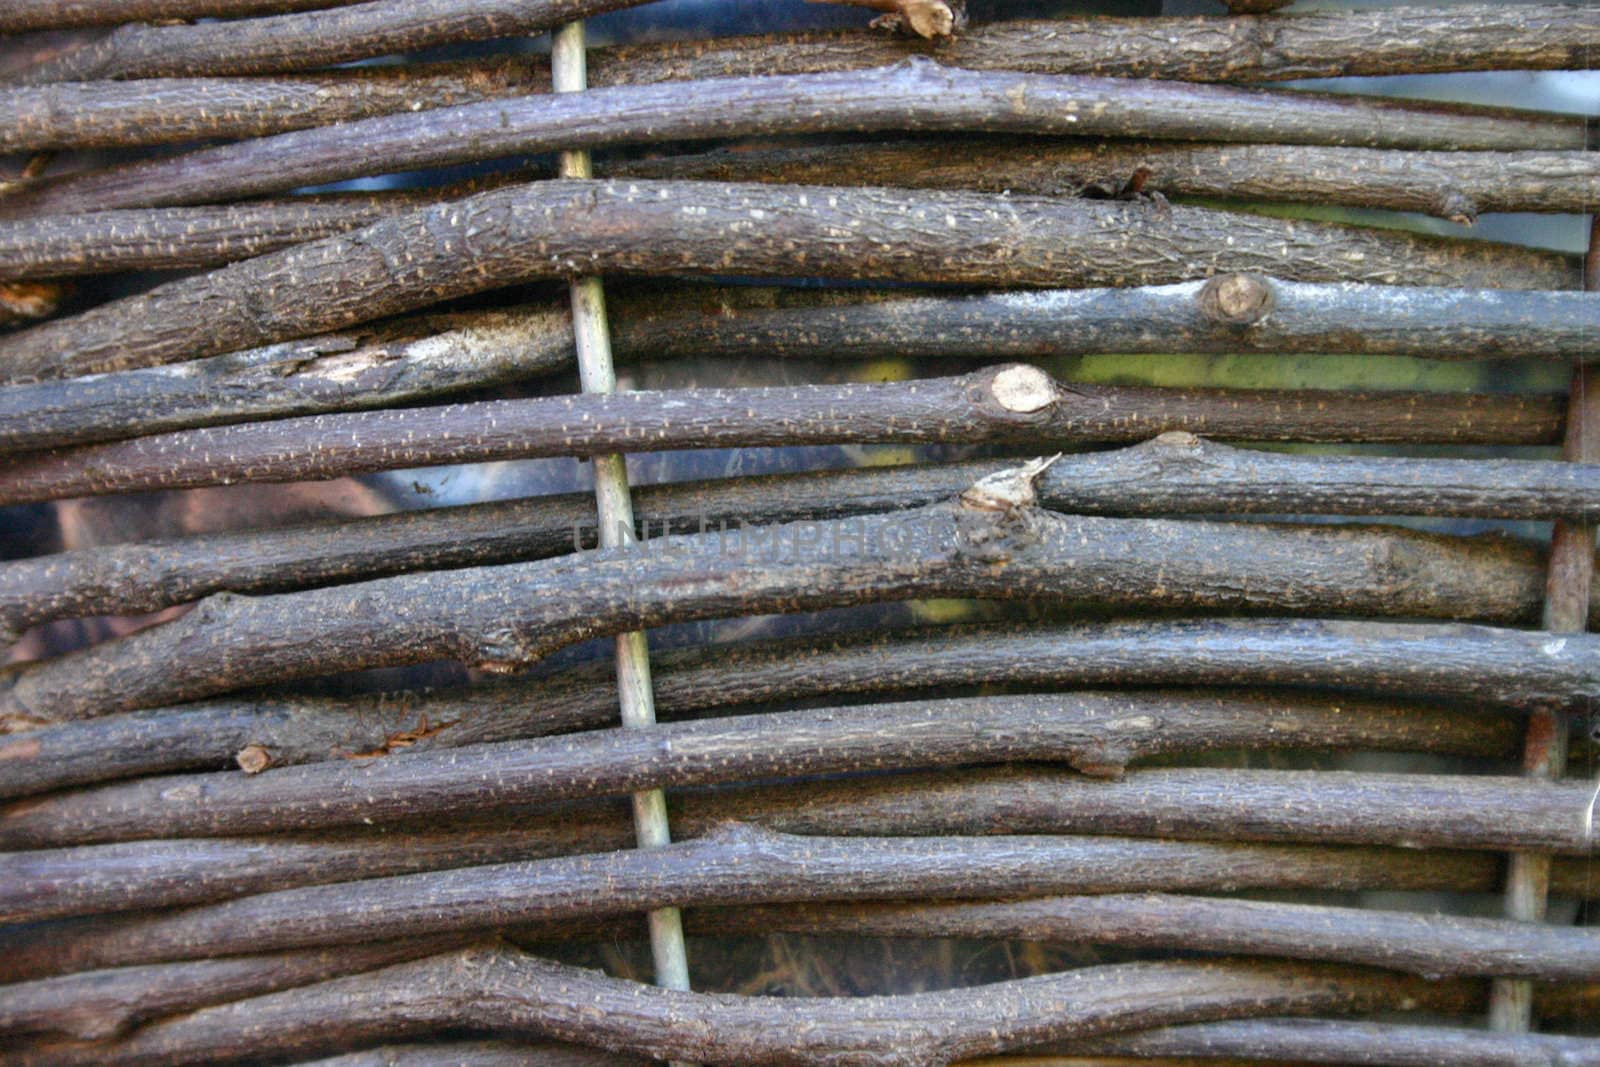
[4,0,641,82]
[0,182,1579,384]
[0,367,1571,504]
[4,616,1597,800]
[9,436,1600,641]
[615,140,1600,223]
[0,475,1574,727]
[700,893,1600,983]
[7,64,1589,217]
[0,0,364,33]
[0,690,1525,904]
[0,181,507,281]
[295,1041,640,1067]
[4,277,1597,454]
[9,766,1600,971]
[9,3,1600,83]
[0,948,1454,1067]
[9,818,1596,976]
[0,936,464,1040]
[1062,1017,1600,1066]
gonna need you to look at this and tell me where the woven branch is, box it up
[7,63,1588,216]
[0,182,1578,383]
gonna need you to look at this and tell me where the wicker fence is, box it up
[1,1,1598,1063]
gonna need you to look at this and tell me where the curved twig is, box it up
[8,437,1600,641]
[5,63,1588,216]
[0,948,1455,1067]
[0,368,1570,504]
[0,182,1579,384]
[0,690,1525,902]
[8,3,1600,82]
[3,616,1596,800]
[0,479,1569,727]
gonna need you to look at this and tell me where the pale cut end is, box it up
[236,743,272,774]
[1198,274,1273,326]
[961,454,1063,512]
[989,365,1056,414]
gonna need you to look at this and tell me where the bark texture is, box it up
[0,369,1569,505]
[0,182,1578,383]
[0,484,1576,728]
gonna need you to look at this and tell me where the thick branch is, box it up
[0,690,1525,897]
[9,4,1600,83]
[9,820,1592,975]
[0,0,363,33]
[9,438,1600,641]
[7,64,1589,218]
[0,182,1577,384]
[0,486,1570,727]
[8,767,1599,969]
[3,617,1596,800]
[0,368,1569,504]
[616,140,1600,223]
[3,278,1595,454]
[0,949,1446,1067]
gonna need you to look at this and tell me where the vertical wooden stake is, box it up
[551,19,694,1002]
[1489,215,1600,1031]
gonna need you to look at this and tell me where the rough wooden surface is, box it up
[0,368,1569,504]
[8,4,1598,82]
[8,63,1586,216]
[617,140,1600,222]
[0,182,1578,383]
[0,484,1576,728]
[8,440,1600,641]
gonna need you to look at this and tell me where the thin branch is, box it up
[0,948,1454,1067]
[295,1041,641,1067]
[0,182,1579,384]
[9,819,1595,975]
[9,767,1599,972]
[0,936,466,1041]
[0,480,1572,727]
[9,437,1600,641]
[0,367,1570,505]
[8,3,1600,82]
[614,140,1600,223]
[3,277,1596,453]
[5,0,644,82]
[4,616,1597,799]
[5,65,1590,216]
[695,893,1600,983]
[0,690,1526,908]
[0,0,364,33]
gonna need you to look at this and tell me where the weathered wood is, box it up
[0,0,363,33]
[4,617,1595,800]
[10,439,1600,641]
[0,182,1578,384]
[0,482,1573,728]
[9,821,1591,975]
[9,4,1599,83]
[9,768,1599,963]
[699,893,1600,982]
[4,0,644,82]
[0,949,1454,1067]
[7,64,1588,216]
[0,690,1525,909]
[0,936,464,1041]
[0,368,1570,505]
[616,140,1600,222]
[5,278,1596,453]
